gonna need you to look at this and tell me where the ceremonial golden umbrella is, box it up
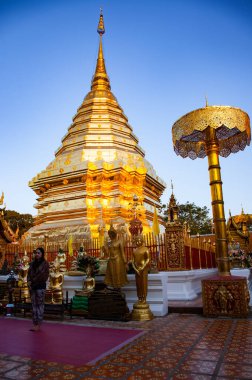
[172,105,250,276]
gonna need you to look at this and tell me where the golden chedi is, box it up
[25,11,165,245]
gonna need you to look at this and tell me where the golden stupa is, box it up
[26,12,166,243]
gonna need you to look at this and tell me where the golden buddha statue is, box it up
[75,264,96,296]
[104,224,128,289]
[49,258,63,290]
[17,252,30,300]
[48,257,63,303]
[131,234,153,321]
[57,248,67,273]
[84,265,95,292]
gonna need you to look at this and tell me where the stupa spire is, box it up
[91,10,111,91]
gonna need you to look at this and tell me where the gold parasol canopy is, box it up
[172,106,250,159]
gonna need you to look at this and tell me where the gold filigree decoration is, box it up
[172,106,250,159]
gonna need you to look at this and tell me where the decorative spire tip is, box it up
[97,9,105,36]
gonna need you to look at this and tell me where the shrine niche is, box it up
[165,190,186,270]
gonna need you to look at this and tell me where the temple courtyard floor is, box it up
[0,304,252,380]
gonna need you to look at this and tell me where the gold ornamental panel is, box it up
[172,106,250,159]
[202,277,250,318]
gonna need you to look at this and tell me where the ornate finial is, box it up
[97,8,105,35]
[91,10,110,91]
[171,180,173,194]
[205,96,209,107]
[229,209,231,217]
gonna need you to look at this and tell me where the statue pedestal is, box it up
[202,275,250,318]
[123,273,168,317]
[62,273,169,317]
[131,301,154,321]
[88,289,130,321]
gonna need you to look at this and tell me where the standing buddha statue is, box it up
[104,224,128,290]
[17,252,30,300]
[131,234,153,320]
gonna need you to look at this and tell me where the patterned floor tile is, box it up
[90,363,130,378]
[224,351,252,363]
[145,355,180,370]
[171,373,212,380]
[187,349,221,361]
[178,359,217,375]
[4,364,42,380]
[218,363,252,378]
[0,313,252,379]
[110,352,146,365]
[127,367,168,380]
[0,359,21,372]
[41,371,80,380]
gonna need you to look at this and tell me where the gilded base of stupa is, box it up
[202,276,250,318]
[131,300,154,321]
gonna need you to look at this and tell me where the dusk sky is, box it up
[1,0,252,219]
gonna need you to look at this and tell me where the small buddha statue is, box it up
[48,257,63,303]
[49,258,63,290]
[83,265,95,293]
[57,248,67,273]
[74,263,96,296]
[17,252,30,300]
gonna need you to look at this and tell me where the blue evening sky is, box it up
[1,0,252,218]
